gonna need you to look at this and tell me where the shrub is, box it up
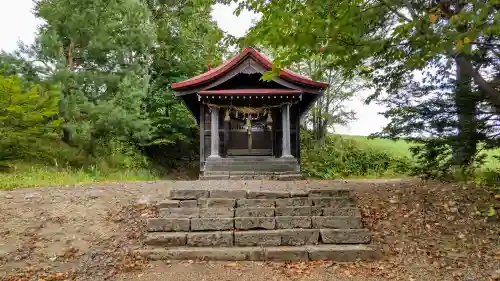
[475,168,500,188]
[0,75,62,169]
[301,131,413,179]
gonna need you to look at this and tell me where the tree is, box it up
[232,0,500,176]
[1,0,226,171]
[0,75,61,167]
[374,62,499,177]
[0,51,45,83]
[143,0,225,146]
[138,0,227,167]
[233,0,500,113]
[291,55,358,141]
[32,0,156,151]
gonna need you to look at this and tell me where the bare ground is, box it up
[0,180,499,281]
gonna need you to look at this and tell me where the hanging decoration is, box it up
[205,102,293,134]
[205,102,293,115]
[267,111,273,123]
[246,117,251,135]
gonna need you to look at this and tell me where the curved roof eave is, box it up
[171,47,329,90]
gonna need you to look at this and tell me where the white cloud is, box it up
[0,0,40,52]
[211,3,260,38]
[333,90,389,136]
[0,1,388,136]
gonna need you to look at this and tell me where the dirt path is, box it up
[1,180,499,281]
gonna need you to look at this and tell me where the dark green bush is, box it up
[301,131,413,179]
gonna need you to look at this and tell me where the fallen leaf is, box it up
[429,14,439,23]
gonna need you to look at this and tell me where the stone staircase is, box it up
[135,188,379,262]
[200,156,303,180]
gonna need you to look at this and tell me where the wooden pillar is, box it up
[199,105,205,169]
[223,109,230,157]
[209,107,220,158]
[271,109,276,157]
[281,103,293,158]
[296,106,301,164]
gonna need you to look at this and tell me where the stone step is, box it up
[158,198,356,211]
[199,175,230,180]
[156,205,359,217]
[166,189,352,200]
[204,160,298,164]
[205,158,298,163]
[204,166,299,173]
[226,150,273,156]
[144,229,371,247]
[207,160,288,164]
[135,244,380,261]
[152,206,360,220]
[206,156,297,162]
[199,174,304,181]
[205,163,299,167]
[276,174,303,181]
[148,216,363,231]
[203,171,301,176]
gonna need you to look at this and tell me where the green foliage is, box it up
[32,0,156,151]
[144,0,225,147]
[238,0,500,111]
[408,141,455,180]
[238,0,500,185]
[0,52,45,83]
[306,132,499,185]
[0,75,62,169]
[0,0,225,186]
[301,131,413,179]
[475,169,500,188]
[0,164,157,190]
[488,205,496,217]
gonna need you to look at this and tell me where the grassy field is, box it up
[342,134,500,170]
[0,163,158,190]
[0,165,158,190]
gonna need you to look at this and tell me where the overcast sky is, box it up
[0,1,388,136]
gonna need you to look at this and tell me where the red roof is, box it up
[198,89,302,95]
[171,47,329,90]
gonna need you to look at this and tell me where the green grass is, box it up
[342,134,500,168]
[341,135,415,158]
[339,134,499,186]
[0,164,159,190]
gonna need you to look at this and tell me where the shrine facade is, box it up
[171,47,329,179]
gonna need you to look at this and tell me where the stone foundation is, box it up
[136,187,379,261]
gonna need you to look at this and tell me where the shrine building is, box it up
[171,47,329,180]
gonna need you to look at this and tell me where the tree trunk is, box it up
[452,59,478,167]
[61,38,75,144]
[454,54,500,114]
